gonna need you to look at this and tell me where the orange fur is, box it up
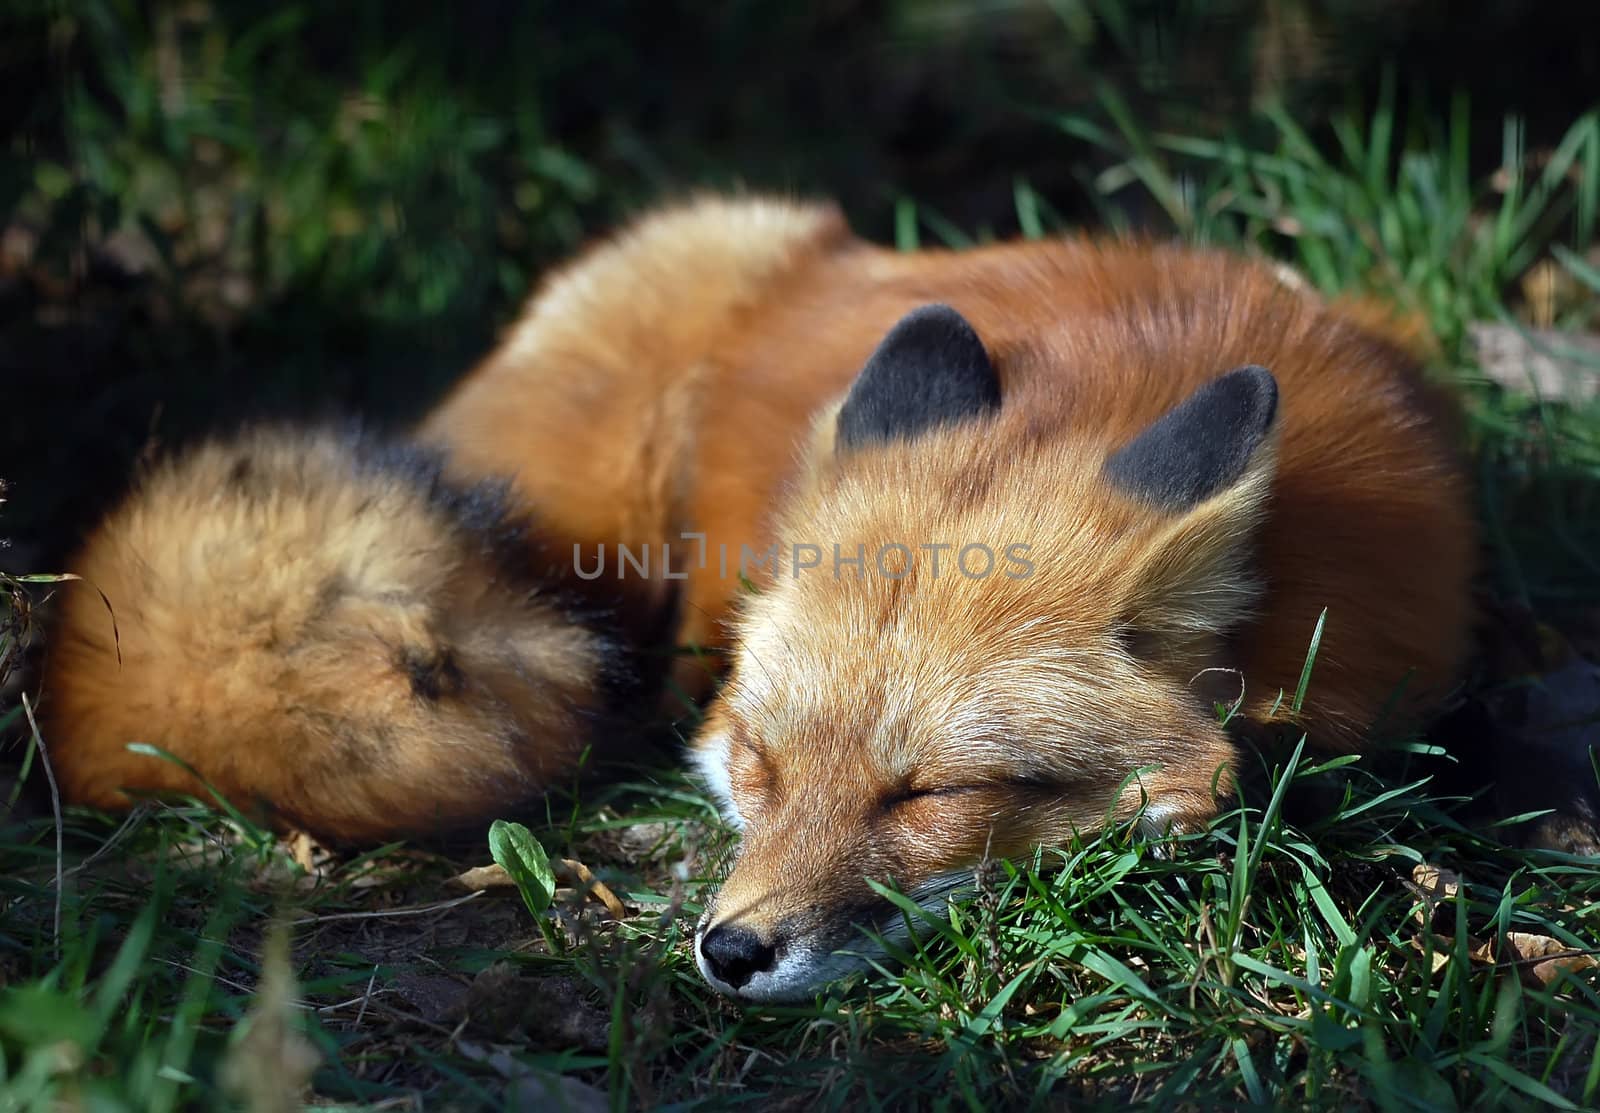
[43,197,1474,967]
[42,428,609,840]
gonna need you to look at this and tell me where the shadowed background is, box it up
[3,0,1598,574]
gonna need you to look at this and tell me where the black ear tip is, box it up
[1102,363,1282,511]
[874,303,989,363]
[835,302,1001,451]
[1223,365,1279,433]
[899,302,978,335]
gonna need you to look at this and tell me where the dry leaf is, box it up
[1411,863,1459,896]
[1411,929,1597,988]
[1520,260,1586,328]
[558,858,626,919]
[1506,932,1600,987]
[450,858,626,919]
[1409,862,1462,932]
[283,830,324,876]
[1409,935,1453,975]
[451,862,515,891]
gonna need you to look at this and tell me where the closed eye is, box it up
[879,784,983,811]
[880,776,1067,812]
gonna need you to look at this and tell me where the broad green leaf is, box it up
[488,819,556,919]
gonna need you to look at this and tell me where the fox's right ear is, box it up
[1108,366,1281,648]
[834,304,1002,453]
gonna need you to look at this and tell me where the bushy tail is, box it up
[40,426,623,842]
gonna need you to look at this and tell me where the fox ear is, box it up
[836,304,1001,452]
[1111,367,1281,646]
[1103,366,1279,511]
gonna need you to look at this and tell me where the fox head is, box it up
[690,304,1280,1001]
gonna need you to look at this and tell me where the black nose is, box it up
[699,923,777,990]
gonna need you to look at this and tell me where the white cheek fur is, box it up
[1136,798,1186,841]
[687,730,746,830]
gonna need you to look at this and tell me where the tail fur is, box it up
[40,426,615,842]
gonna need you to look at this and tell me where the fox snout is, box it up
[694,909,829,1003]
[693,825,972,1002]
[696,923,778,991]
[693,890,911,1003]
[693,848,888,1002]
[690,805,916,1001]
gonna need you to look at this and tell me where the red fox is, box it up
[40,196,1474,1000]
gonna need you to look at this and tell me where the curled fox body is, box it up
[41,196,1474,1000]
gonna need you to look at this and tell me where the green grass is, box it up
[4,6,1600,1110]
[3,740,1598,1108]
[1053,85,1600,611]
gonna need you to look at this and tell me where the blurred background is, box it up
[2,0,1598,586]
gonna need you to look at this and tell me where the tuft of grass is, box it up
[1045,88,1600,614]
[1057,85,1600,355]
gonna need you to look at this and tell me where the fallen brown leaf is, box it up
[1408,862,1462,934]
[1411,863,1461,901]
[558,858,626,920]
[448,858,626,919]
[283,830,324,876]
[451,862,514,892]
[1411,929,1598,988]
[1504,932,1600,987]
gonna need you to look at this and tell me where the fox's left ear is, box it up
[1104,365,1279,510]
[1107,366,1281,644]
[834,304,1002,453]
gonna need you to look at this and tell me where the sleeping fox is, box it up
[39,195,1475,1001]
